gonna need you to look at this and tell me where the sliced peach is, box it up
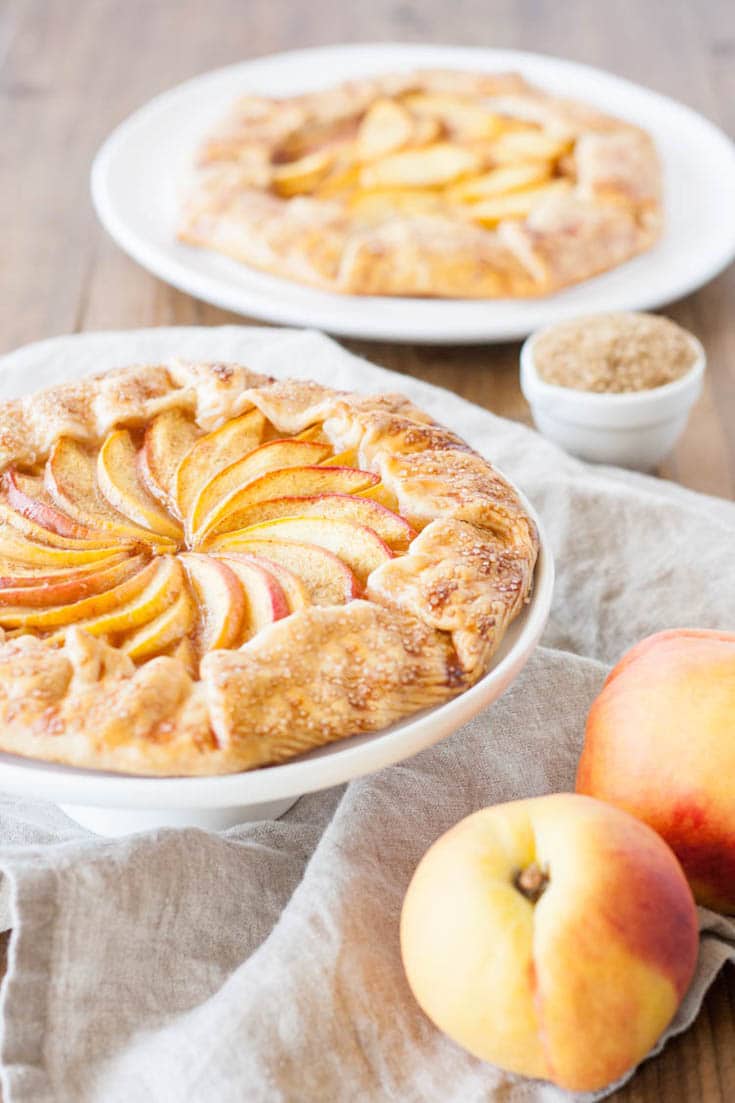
[203,465,378,538]
[97,429,184,542]
[349,188,446,221]
[0,552,129,587]
[3,469,95,540]
[212,537,360,606]
[217,516,392,581]
[490,129,572,164]
[191,439,331,539]
[359,143,482,189]
[54,554,184,639]
[45,437,177,551]
[214,493,414,548]
[218,555,290,641]
[293,425,330,444]
[358,481,400,511]
[467,179,572,228]
[272,149,335,197]
[174,408,266,526]
[0,525,126,567]
[314,161,361,199]
[0,552,147,608]
[321,448,359,467]
[121,587,194,661]
[179,552,245,653]
[403,93,506,141]
[411,116,443,147]
[447,162,551,203]
[356,98,415,162]
[0,556,159,628]
[0,498,118,551]
[139,409,200,510]
[169,635,199,678]
[215,552,309,614]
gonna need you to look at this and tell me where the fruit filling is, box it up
[267,91,575,229]
[0,410,415,675]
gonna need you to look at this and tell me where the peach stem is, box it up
[514,862,549,903]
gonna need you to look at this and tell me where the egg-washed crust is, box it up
[0,362,538,775]
[178,69,663,299]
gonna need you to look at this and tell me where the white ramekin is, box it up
[519,327,706,470]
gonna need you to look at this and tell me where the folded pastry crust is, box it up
[179,69,663,298]
[0,362,538,775]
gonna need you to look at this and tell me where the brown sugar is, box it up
[533,312,699,394]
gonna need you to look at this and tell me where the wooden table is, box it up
[0,1,734,1099]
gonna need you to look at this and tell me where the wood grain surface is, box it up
[0,1,734,1100]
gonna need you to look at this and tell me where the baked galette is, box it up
[179,69,663,298]
[0,361,538,775]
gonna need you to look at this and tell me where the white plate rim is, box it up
[91,42,735,344]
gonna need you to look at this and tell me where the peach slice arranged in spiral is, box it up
[220,543,358,606]
[213,493,415,549]
[0,553,130,587]
[175,408,266,528]
[4,469,98,540]
[211,516,392,582]
[0,556,164,629]
[0,405,416,672]
[190,438,334,538]
[140,408,201,510]
[179,552,246,652]
[201,467,382,540]
[215,555,290,641]
[0,553,148,608]
[215,552,309,614]
[45,438,178,552]
[97,429,183,542]
[61,555,186,641]
[0,524,124,566]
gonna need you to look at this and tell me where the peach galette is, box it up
[179,69,662,298]
[0,361,537,775]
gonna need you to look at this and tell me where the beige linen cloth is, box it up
[0,326,733,1103]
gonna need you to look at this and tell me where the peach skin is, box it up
[577,629,735,913]
[400,793,697,1093]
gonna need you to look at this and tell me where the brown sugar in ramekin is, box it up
[533,312,699,394]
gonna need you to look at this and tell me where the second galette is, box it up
[179,69,662,297]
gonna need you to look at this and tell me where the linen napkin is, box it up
[0,326,732,1103]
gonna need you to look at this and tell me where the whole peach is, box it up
[577,629,735,912]
[400,793,697,1092]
